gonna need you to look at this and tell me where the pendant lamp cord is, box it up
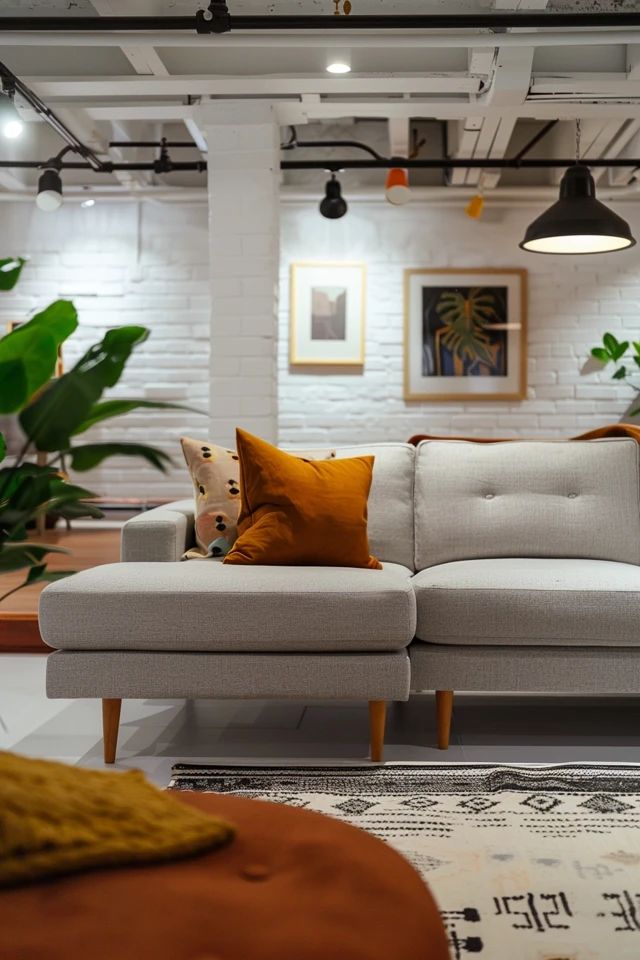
[575,118,581,164]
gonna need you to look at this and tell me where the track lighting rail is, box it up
[0,61,106,172]
[280,158,640,171]
[1,12,640,32]
[1,158,639,172]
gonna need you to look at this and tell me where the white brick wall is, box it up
[0,199,210,500]
[3,191,640,503]
[278,199,640,444]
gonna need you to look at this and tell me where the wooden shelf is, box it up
[0,528,121,652]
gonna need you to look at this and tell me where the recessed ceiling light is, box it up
[326,50,351,74]
[326,61,351,74]
[81,197,96,208]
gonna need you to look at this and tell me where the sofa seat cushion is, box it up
[413,557,640,647]
[40,562,416,654]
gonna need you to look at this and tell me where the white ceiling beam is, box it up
[3,30,639,49]
[448,117,483,185]
[26,74,483,98]
[531,74,640,96]
[388,118,410,159]
[462,44,536,189]
[83,100,640,124]
[449,0,545,190]
[594,120,640,186]
[89,0,168,76]
[184,116,208,155]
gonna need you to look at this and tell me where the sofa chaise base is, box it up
[46,649,411,763]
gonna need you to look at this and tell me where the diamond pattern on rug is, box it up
[334,797,377,815]
[578,794,635,814]
[521,794,563,812]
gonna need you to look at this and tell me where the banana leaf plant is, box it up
[590,332,640,417]
[0,261,202,602]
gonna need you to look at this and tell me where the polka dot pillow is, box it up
[180,436,336,560]
[180,437,241,559]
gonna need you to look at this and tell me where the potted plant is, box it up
[0,256,201,602]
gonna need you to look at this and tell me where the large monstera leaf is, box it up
[19,325,150,451]
[0,300,78,414]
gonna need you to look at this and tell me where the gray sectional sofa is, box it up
[40,438,640,764]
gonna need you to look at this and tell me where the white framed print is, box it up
[290,261,366,365]
[404,267,527,402]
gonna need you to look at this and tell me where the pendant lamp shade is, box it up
[385,167,411,205]
[520,164,635,255]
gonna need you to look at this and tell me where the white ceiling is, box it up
[1,0,640,195]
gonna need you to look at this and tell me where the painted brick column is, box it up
[196,100,280,447]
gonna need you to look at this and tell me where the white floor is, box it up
[3,654,640,786]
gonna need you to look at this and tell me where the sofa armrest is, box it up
[121,500,195,562]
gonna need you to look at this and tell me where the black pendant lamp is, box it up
[520,164,635,255]
[319,173,348,219]
[520,120,635,255]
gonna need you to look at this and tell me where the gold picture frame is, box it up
[290,261,366,366]
[404,267,527,402]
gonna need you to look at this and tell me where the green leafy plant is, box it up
[0,258,201,602]
[590,332,640,417]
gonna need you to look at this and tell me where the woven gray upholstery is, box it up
[410,642,640,694]
[121,500,195,562]
[412,557,640,647]
[40,561,415,653]
[414,439,640,569]
[46,650,411,700]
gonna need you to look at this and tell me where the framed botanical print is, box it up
[290,261,366,365]
[404,268,527,401]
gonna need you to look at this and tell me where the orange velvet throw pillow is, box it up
[224,429,381,569]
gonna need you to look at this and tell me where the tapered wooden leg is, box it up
[102,698,122,764]
[436,690,454,750]
[369,700,386,763]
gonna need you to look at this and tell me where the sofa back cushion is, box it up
[414,439,640,570]
[330,444,415,569]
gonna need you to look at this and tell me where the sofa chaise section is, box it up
[41,442,417,764]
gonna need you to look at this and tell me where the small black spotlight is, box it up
[319,173,347,219]
[36,166,63,212]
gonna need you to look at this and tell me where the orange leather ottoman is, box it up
[0,791,450,960]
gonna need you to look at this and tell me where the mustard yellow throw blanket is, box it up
[0,751,234,887]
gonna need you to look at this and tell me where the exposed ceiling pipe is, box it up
[1,12,640,30]
[1,30,638,48]
[2,158,640,173]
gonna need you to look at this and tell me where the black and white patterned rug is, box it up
[169,762,640,960]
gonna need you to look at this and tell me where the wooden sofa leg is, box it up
[102,698,122,764]
[436,690,454,750]
[369,700,386,763]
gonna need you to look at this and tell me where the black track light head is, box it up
[319,173,348,219]
[36,164,63,212]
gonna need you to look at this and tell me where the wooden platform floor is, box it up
[0,528,121,652]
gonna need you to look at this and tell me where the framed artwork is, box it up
[290,261,366,365]
[404,268,527,401]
